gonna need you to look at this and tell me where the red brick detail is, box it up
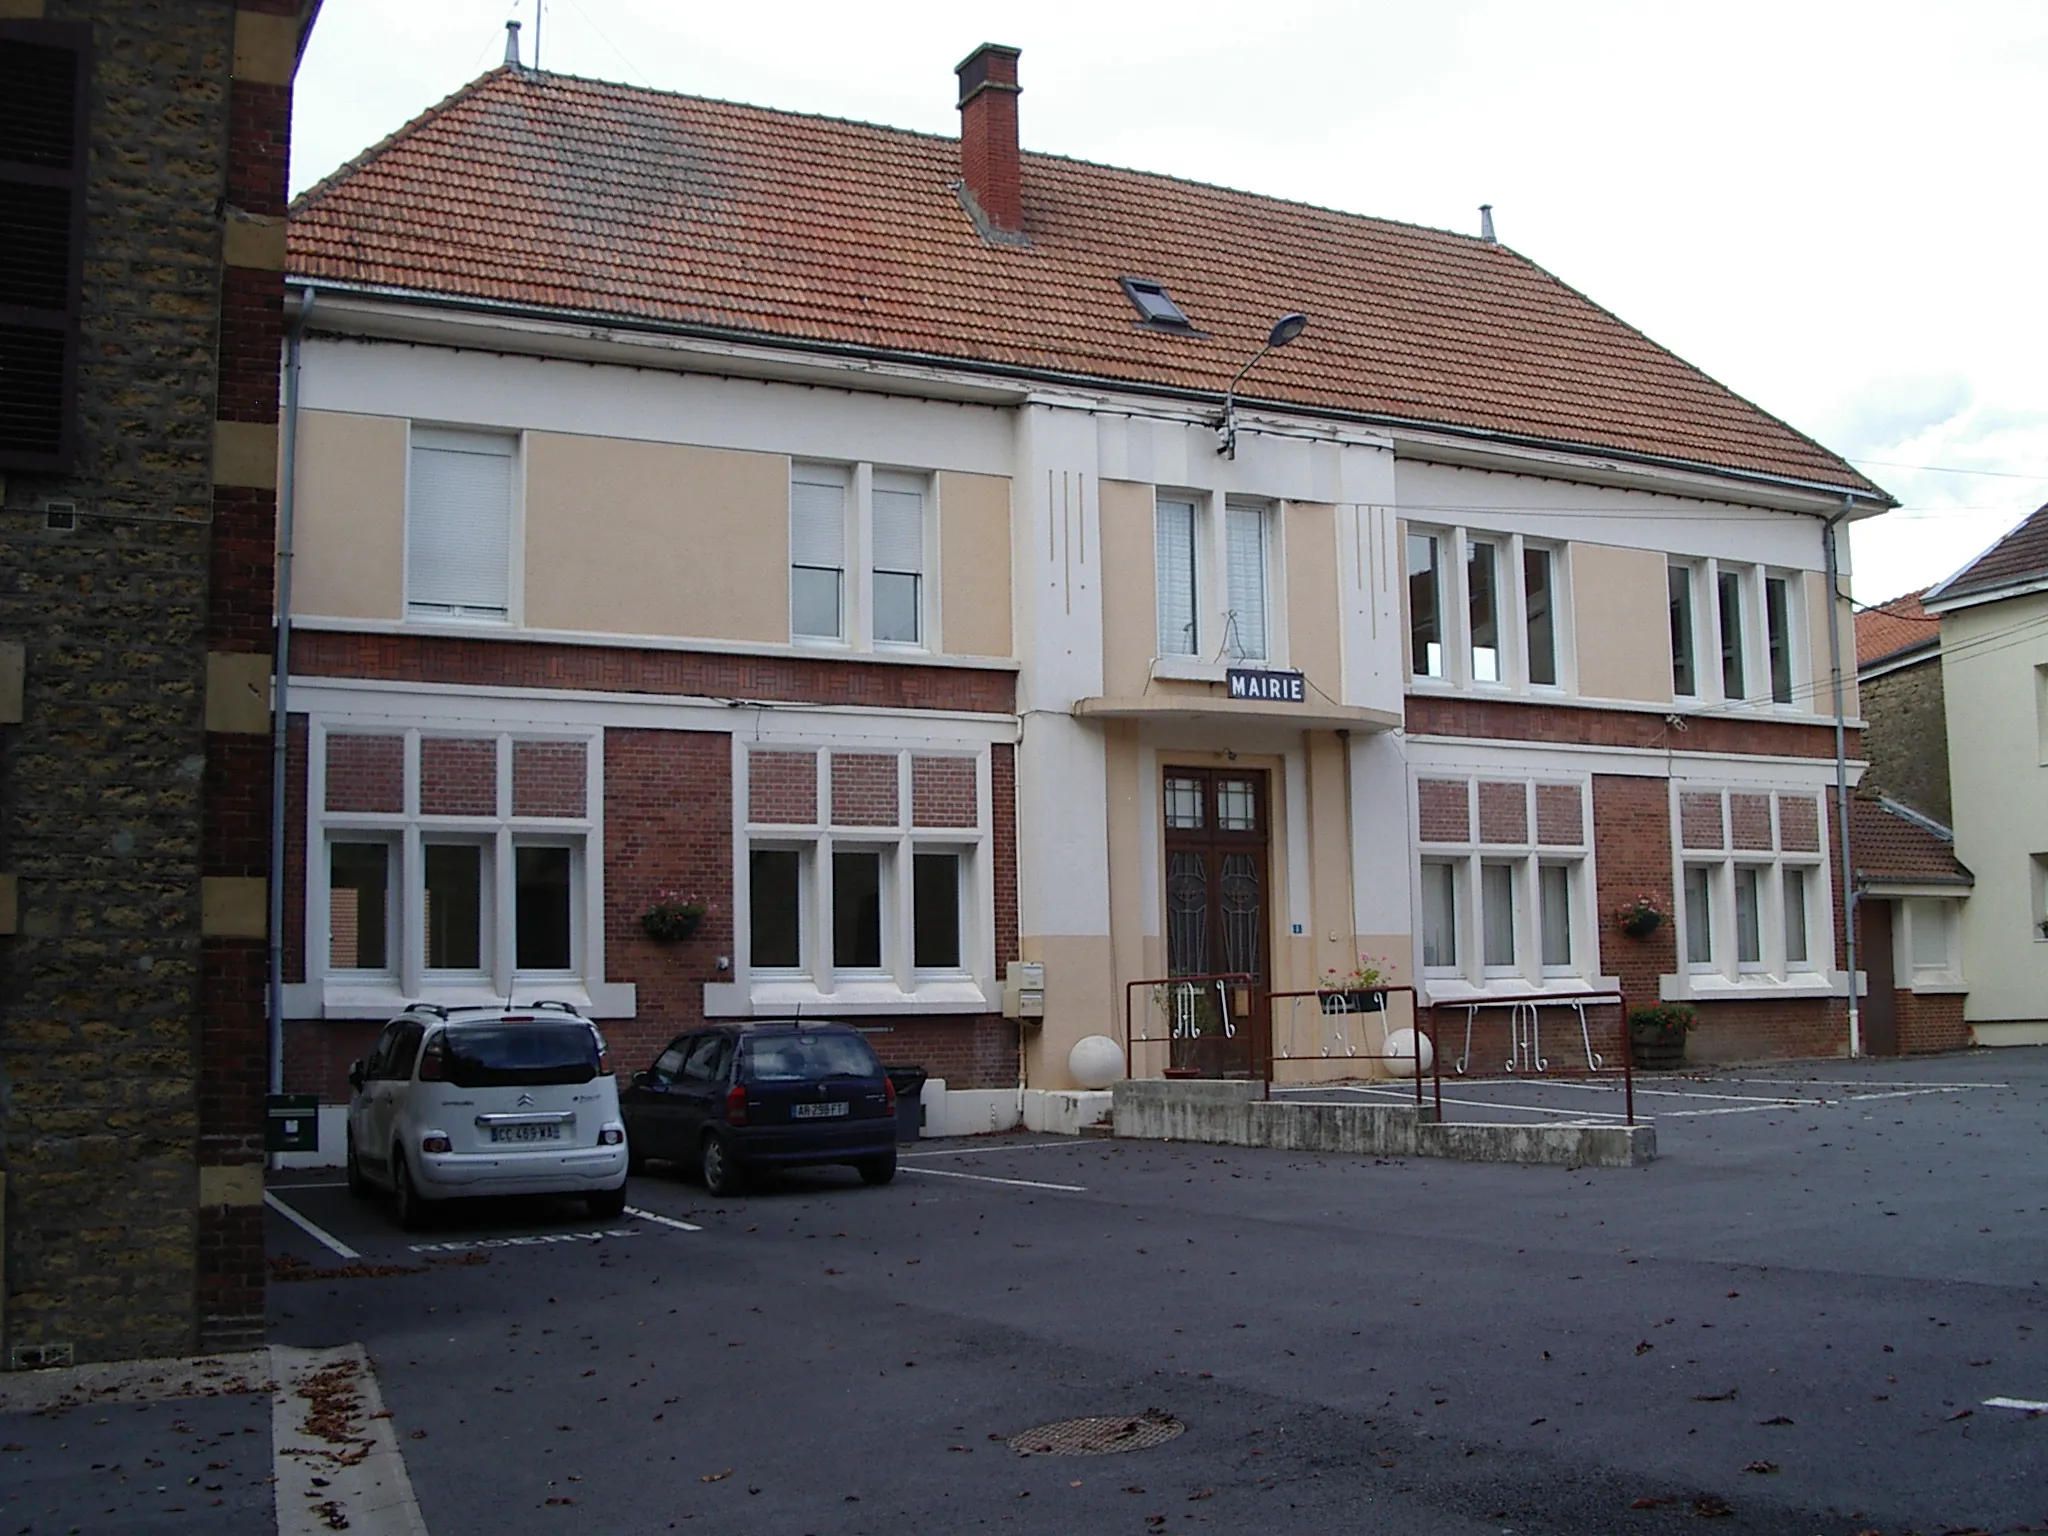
[992,743,1018,976]
[512,739,586,818]
[1535,783,1583,846]
[421,737,496,816]
[1895,990,1969,1055]
[1592,775,1676,1000]
[197,1204,267,1350]
[831,754,899,826]
[216,265,285,423]
[204,733,271,878]
[200,937,268,1164]
[1417,779,1470,843]
[282,1018,385,1102]
[209,486,278,649]
[1476,781,1528,845]
[225,80,292,220]
[289,630,1017,714]
[1779,795,1820,852]
[286,717,307,983]
[1683,1000,1848,1063]
[861,1016,1020,1089]
[1679,792,1724,851]
[748,751,818,824]
[1407,694,1853,759]
[1730,793,1773,851]
[912,757,977,828]
[325,734,403,813]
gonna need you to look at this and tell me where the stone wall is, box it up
[1858,658,1951,827]
[0,0,301,1365]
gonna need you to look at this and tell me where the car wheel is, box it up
[858,1151,897,1187]
[700,1133,744,1197]
[586,1185,627,1219]
[345,1130,369,1199]
[391,1147,432,1231]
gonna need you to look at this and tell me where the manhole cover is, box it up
[1008,1409,1185,1457]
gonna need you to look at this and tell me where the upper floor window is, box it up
[1155,492,1277,665]
[407,427,515,622]
[1407,524,1567,691]
[792,462,935,650]
[1671,560,1802,707]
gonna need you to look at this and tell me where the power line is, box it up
[1848,457,2048,481]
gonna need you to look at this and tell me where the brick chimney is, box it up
[956,43,1023,239]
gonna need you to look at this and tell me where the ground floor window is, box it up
[1674,787,1828,987]
[1416,776,1592,990]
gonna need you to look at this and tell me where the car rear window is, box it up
[439,1022,600,1087]
[741,1032,881,1082]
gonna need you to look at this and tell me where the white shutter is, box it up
[871,473,925,574]
[408,430,513,617]
[1156,497,1197,656]
[1224,501,1267,661]
[791,466,848,570]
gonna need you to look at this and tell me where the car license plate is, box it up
[490,1123,562,1143]
[790,1102,849,1120]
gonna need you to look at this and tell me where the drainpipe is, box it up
[268,289,313,1099]
[1822,497,1861,1056]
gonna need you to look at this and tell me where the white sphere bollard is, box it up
[1068,1034,1127,1090]
[1381,1027,1434,1078]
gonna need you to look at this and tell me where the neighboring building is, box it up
[0,2,317,1366]
[1923,503,2048,1046]
[1855,589,1948,823]
[1848,792,1972,1055]
[274,35,1895,1147]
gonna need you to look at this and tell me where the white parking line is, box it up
[899,1167,1086,1192]
[625,1205,702,1232]
[1984,1396,2048,1414]
[1718,1078,2005,1090]
[264,1190,361,1261]
[900,1140,1083,1159]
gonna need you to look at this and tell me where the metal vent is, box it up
[0,182,72,309]
[0,324,67,456]
[0,37,80,168]
[1008,1410,1186,1456]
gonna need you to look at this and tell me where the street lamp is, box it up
[1217,312,1309,459]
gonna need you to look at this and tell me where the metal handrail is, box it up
[1265,986,1427,1112]
[1423,988,1634,1125]
[1122,973,1258,1082]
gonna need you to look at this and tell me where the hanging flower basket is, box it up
[1615,895,1666,939]
[640,894,708,944]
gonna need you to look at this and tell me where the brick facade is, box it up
[1534,782,1582,845]
[325,733,402,813]
[1408,694,1854,759]
[749,751,816,824]
[830,753,898,826]
[911,756,976,828]
[512,740,587,818]
[1895,990,1968,1055]
[1417,779,1469,843]
[1476,780,1527,844]
[1,0,307,1364]
[419,736,495,816]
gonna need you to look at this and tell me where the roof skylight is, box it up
[1120,277,1193,330]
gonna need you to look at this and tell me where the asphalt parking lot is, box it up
[267,1048,2048,1535]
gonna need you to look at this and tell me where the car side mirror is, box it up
[630,1070,650,1088]
[347,1061,365,1091]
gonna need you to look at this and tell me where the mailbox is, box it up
[1002,960,1045,1021]
[264,1093,319,1153]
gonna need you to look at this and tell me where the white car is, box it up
[345,1002,630,1229]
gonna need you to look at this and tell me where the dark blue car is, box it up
[619,1022,897,1195]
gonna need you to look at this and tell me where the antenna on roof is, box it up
[503,17,522,70]
[1479,204,1497,244]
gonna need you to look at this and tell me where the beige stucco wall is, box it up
[1943,592,2048,1026]
[1099,479,1158,697]
[1285,503,1343,690]
[936,470,1012,658]
[1571,542,1672,703]
[524,433,787,642]
[1809,571,1860,719]
[288,409,405,621]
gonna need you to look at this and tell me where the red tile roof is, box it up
[1928,503,2048,606]
[1854,589,1938,668]
[1850,795,1970,888]
[288,68,1881,496]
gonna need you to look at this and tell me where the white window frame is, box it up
[1898,897,1962,985]
[1668,787,1832,996]
[792,461,940,654]
[302,723,610,1018]
[1412,775,1594,996]
[732,745,993,1014]
[1153,490,1289,673]
[1668,560,1806,713]
[404,424,521,626]
[1406,523,1572,695]
[325,834,399,977]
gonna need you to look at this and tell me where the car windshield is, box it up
[741,1033,880,1083]
[439,1022,600,1087]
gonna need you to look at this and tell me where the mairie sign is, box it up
[1226,667,1305,703]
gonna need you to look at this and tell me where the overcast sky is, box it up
[289,0,2048,604]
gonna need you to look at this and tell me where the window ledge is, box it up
[1421,976,1621,1006]
[704,977,992,1018]
[294,979,637,1020]
[1658,971,1842,1002]
[1150,657,1229,683]
[1906,976,1968,995]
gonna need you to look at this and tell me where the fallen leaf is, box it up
[1635,1341,1654,1355]
[1693,1388,1738,1402]
[1189,1488,1214,1500]
[1946,1409,1974,1422]
[1629,1496,1673,1509]
[1694,1495,1733,1517]
[1758,1415,1795,1426]
[1743,1461,1778,1474]
[700,1469,732,1483]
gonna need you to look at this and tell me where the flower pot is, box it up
[1619,911,1663,939]
[1319,989,1387,1015]
[1630,1030,1686,1070]
[641,908,704,943]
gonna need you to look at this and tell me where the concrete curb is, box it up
[1110,1079,1656,1166]
[272,1343,431,1536]
[0,1349,273,1413]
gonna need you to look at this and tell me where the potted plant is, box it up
[1615,894,1666,939]
[1319,954,1391,1013]
[1628,1003,1697,1070]
[640,892,709,944]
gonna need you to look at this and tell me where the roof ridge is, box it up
[292,64,514,213]
[1924,501,2048,605]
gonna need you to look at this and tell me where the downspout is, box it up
[1822,497,1861,1057]
[268,289,313,1100]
